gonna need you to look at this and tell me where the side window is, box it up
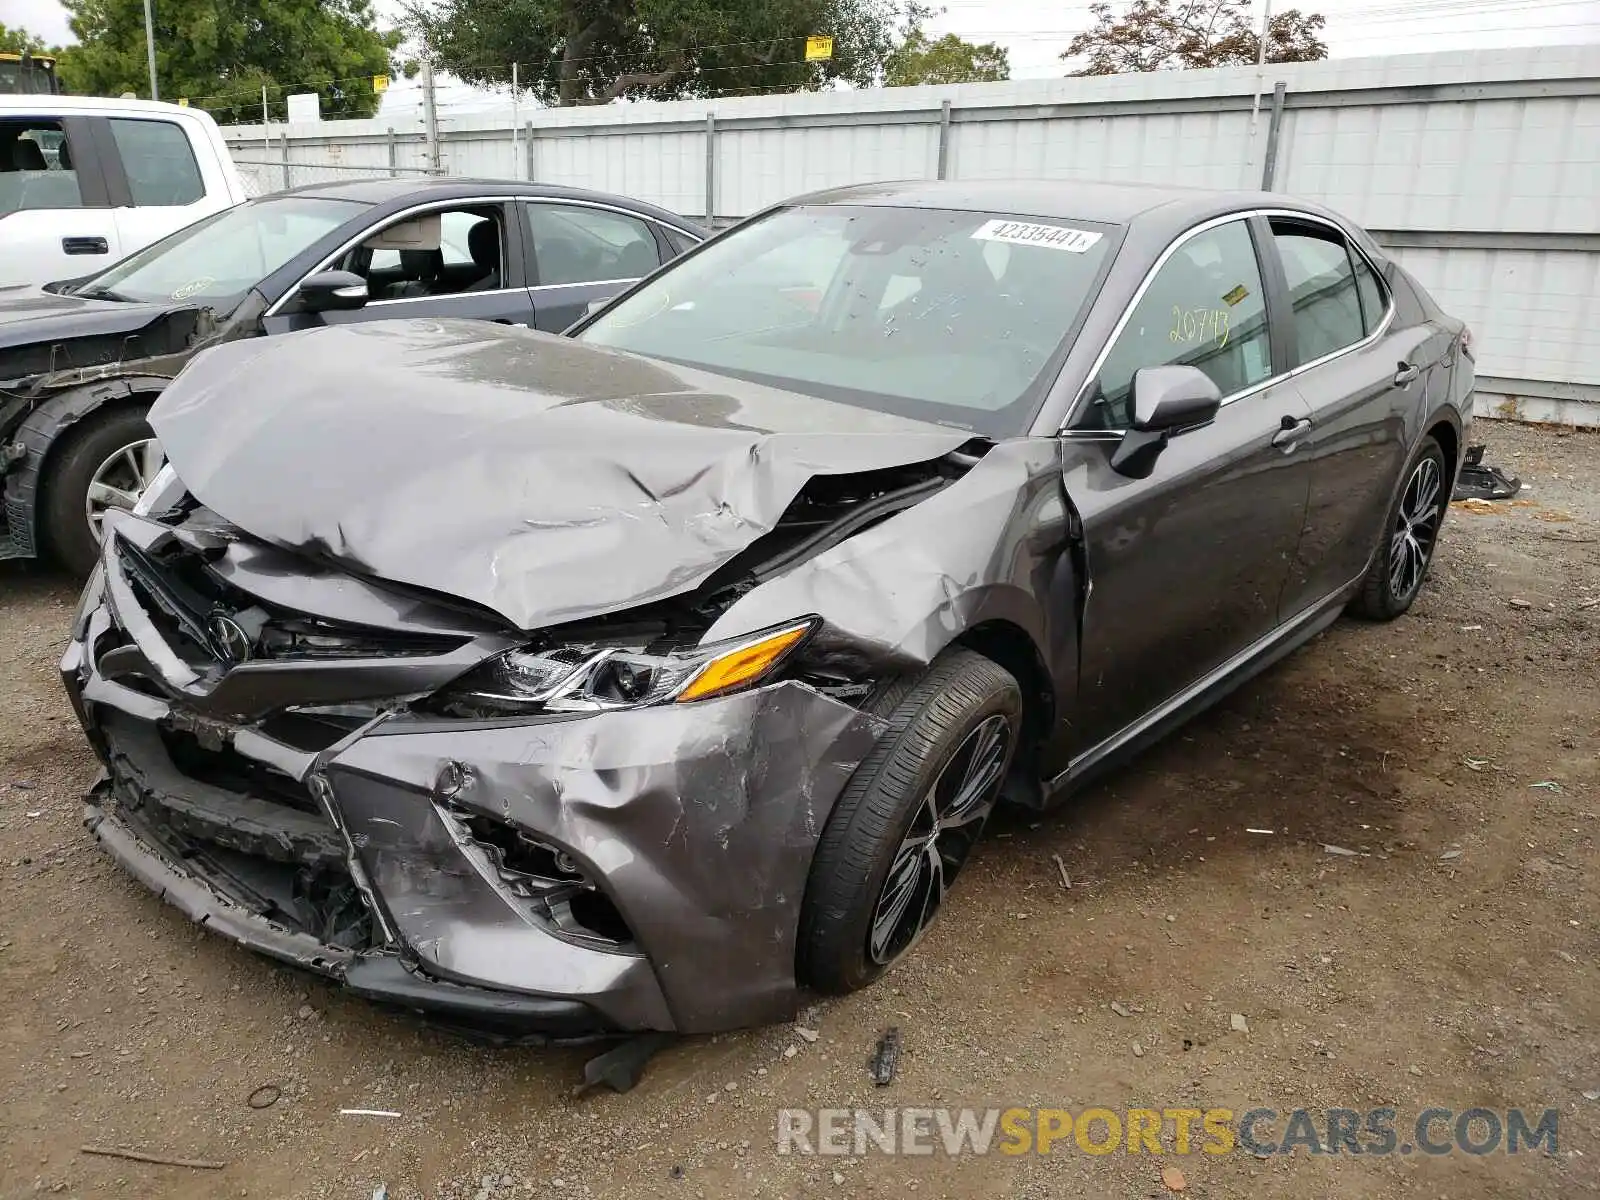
[108,119,204,206]
[1271,221,1366,365]
[438,210,488,268]
[1351,248,1388,336]
[0,118,84,214]
[662,225,700,258]
[343,205,506,301]
[1081,219,1271,430]
[527,203,662,286]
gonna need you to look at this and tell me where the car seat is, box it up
[464,219,501,291]
[386,248,444,299]
[614,237,658,279]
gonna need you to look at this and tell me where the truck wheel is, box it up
[41,408,159,576]
[797,649,1021,995]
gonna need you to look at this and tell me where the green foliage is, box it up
[59,0,402,120]
[1065,0,1327,75]
[883,6,1007,87]
[0,22,57,56]
[404,0,903,106]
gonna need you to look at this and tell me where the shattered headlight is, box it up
[71,562,107,641]
[131,461,182,515]
[442,618,817,714]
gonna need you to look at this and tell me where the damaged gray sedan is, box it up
[62,180,1472,1038]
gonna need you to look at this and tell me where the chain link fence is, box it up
[231,158,443,198]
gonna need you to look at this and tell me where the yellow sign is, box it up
[373,74,389,94]
[176,97,189,107]
[805,36,834,61]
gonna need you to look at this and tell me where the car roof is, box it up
[0,94,206,120]
[276,177,705,231]
[790,178,1317,234]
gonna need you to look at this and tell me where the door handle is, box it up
[1271,414,1314,448]
[1393,360,1421,387]
[62,236,109,255]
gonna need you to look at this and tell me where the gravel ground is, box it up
[1,421,1596,1200]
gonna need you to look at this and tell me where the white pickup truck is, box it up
[1,95,245,288]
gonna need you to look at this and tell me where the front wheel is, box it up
[1348,434,1449,621]
[797,649,1021,995]
[40,408,161,576]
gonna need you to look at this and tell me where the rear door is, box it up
[1266,214,1432,617]
[100,115,233,259]
[0,115,120,286]
[521,199,670,332]
[1064,215,1315,754]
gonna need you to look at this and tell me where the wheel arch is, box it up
[1424,411,1461,481]
[4,376,169,558]
[951,618,1057,810]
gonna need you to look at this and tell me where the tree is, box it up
[884,6,1008,86]
[0,23,57,56]
[1064,0,1327,75]
[59,0,402,121]
[404,0,903,107]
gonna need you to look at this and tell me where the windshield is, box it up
[82,195,368,308]
[578,204,1117,434]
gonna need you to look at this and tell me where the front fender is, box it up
[703,438,1079,751]
[2,375,172,557]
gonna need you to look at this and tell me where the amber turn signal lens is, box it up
[675,623,812,703]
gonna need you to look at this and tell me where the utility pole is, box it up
[422,59,440,173]
[142,0,159,100]
[511,63,520,179]
[1244,0,1272,187]
[262,85,270,156]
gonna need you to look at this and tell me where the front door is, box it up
[1064,216,1314,754]
[0,116,120,287]
[263,202,536,334]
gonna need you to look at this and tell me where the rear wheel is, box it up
[1348,434,1448,621]
[41,407,160,576]
[798,649,1021,994]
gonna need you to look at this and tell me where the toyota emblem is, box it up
[207,613,253,664]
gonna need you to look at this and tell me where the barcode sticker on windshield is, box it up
[971,220,1102,253]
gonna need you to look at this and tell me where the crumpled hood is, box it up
[149,319,973,630]
[0,283,192,356]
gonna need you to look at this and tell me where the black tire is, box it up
[41,407,155,576]
[1347,434,1449,622]
[798,648,1022,995]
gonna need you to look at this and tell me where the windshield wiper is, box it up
[74,284,131,303]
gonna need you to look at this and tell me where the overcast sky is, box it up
[4,0,1597,111]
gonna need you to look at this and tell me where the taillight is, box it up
[1460,326,1474,360]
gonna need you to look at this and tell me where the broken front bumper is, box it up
[63,516,885,1035]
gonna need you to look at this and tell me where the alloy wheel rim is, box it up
[1388,455,1443,601]
[868,714,1011,966]
[85,438,164,539]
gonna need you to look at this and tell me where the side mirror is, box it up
[1131,365,1222,432]
[297,270,369,313]
[1111,366,1222,478]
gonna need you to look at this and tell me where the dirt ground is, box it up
[1,420,1596,1200]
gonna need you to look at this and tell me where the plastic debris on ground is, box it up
[870,1027,901,1086]
[1452,444,1521,502]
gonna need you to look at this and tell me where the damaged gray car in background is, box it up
[62,179,1472,1044]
